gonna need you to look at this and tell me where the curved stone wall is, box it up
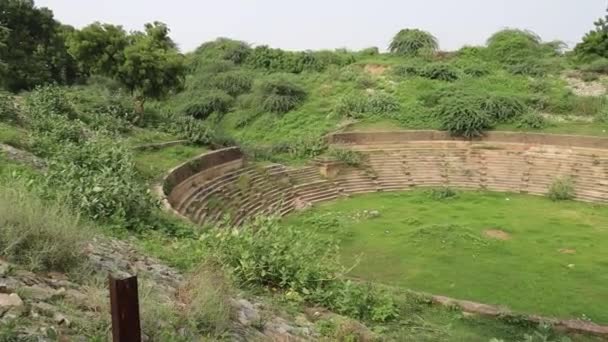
[162,131,608,227]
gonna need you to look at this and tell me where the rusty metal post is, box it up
[109,275,142,342]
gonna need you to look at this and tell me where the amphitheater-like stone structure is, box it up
[160,131,608,227]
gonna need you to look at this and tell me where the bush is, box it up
[201,217,398,322]
[480,95,527,122]
[506,59,548,77]
[0,184,89,272]
[517,112,546,129]
[427,187,458,200]
[436,97,493,137]
[359,47,380,56]
[392,63,423,77]
[25,85,77,120]
[179,262,233,335]
[462,64,491,77]
[420,63,459,81]
[209,71,253,96]
[389,29,438,56]
[0,92,19,123]
[255,75,307,114]
[328,148,364,167]
[182,90,233,119]
[45,135,156,228]
[336,91,400,118]
[28,114,89,157]
[486,29,543,65]
[170,116,214,145]
[581,58,608,74]
[547,176,575,201]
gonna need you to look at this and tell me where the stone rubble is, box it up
[0,237,327,341]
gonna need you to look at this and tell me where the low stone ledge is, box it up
[431,295,608,337]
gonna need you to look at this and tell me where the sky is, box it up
[37,0,607,53]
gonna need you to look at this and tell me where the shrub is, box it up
[25,85,77,120]
[427,187,458,200]
[462,64,491,77]
[359,47,380,56]
[574,9,608,61]
[581,58,608,74]
[192,38,251,66]
[201,217,398,322]
[480,95,527,122]
[392,63,423,77]
[182,90,233,119]
[506,59,548,77]
[0,184,89,272]
[420,63,459,81]
[547,176,575,201]
[255,75,307,114]
[209,71,253,96]
[329,148,364,167]
[336,91,400,118]
[581,72,600,82]
[0,92,19,123]
[436,97,493,137]
[179,262,233,335]
[202,217,341,295]
[389,29,438,56]
[171,116,214,145]
[45,135,156,228]
[486,29,543,65]
[517,112,546,129]
[28,114,89,157]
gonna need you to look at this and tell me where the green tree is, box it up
[66,22,129,76]
[116,22,185,118]
[575,7,608,60]
[389,29,438,56]
[0,0,78,91]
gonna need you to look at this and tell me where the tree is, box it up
[575,7,608,60]
[116,23,185,119]
[0,0,78,91]
[389,29,438,56]
[66,22,129,77]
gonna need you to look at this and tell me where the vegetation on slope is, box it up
[1,1,608,340]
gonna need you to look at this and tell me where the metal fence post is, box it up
[109,274,142,342]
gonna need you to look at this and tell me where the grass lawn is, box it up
[283,190,608,324]
[134,144,207,181]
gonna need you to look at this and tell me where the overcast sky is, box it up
[37,0,606,52]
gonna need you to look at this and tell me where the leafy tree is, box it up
[67,22,129,76]
[575,7,608,60]
[389,29,438,56]
[0,0,78,91]
[115,22,186,118]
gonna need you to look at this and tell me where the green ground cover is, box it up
[134,144,207,181]
[283,190,608,324]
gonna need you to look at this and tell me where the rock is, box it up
[32,302,58,317]
[0,278,23,293]
[368,210,380,218]
[234,299,260,326]
[0,293,23,307]
[0,261,10,277]
[53,312,70,327]
[20,284,64,301]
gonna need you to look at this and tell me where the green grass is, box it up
[0,122,27,147]
[283,190,608,324]
[134,144,207,181]
[125,128,182,147]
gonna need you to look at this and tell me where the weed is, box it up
[547,176,575,201]
[0,184,89,272]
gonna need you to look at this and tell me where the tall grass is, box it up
[0,184,90,272]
